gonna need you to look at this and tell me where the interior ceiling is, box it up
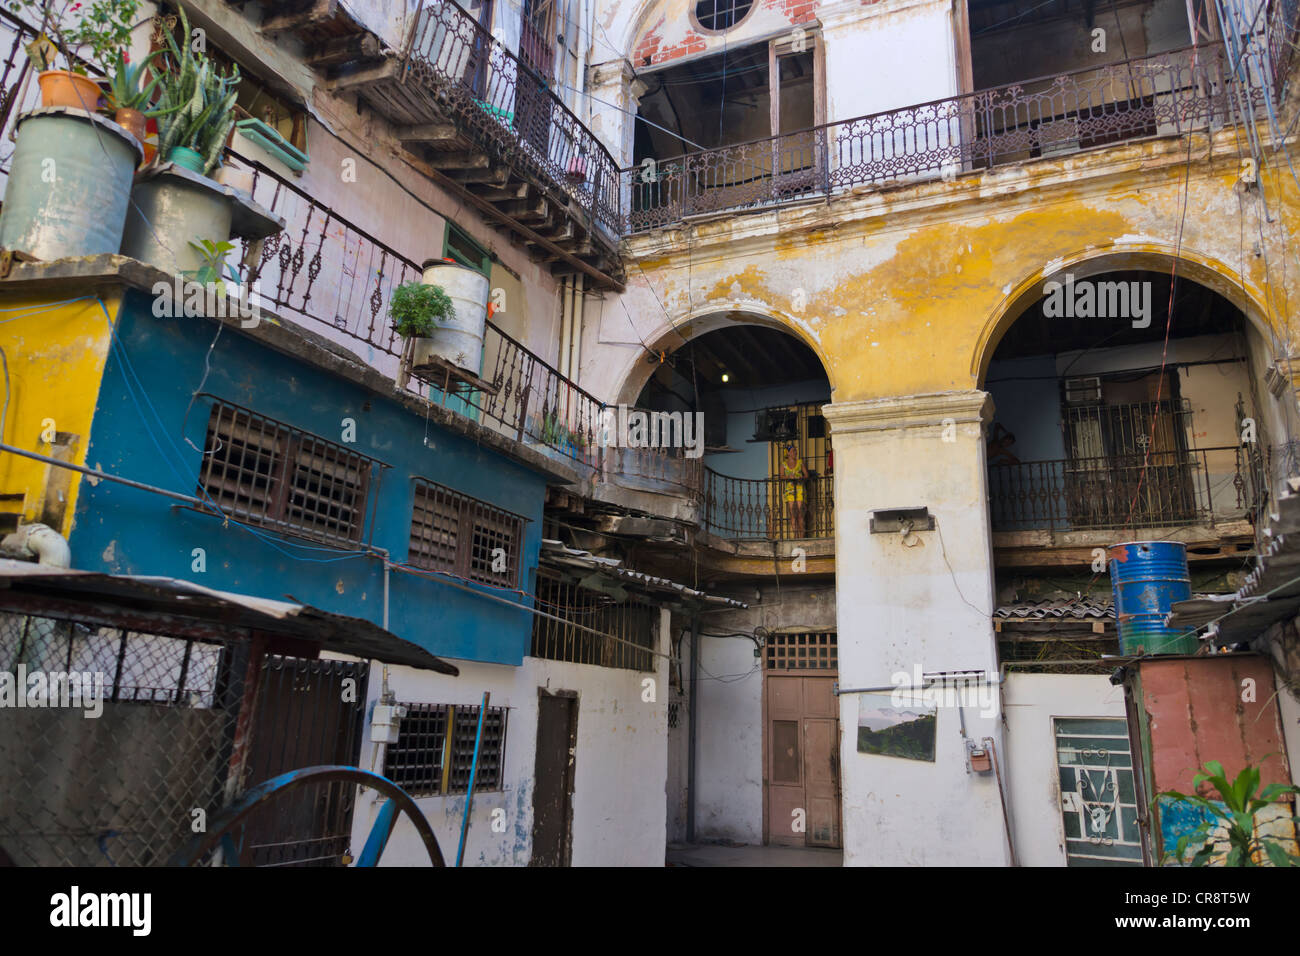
[991,271,1243,361]
[635,42,810,159]
[968,0,1156,35]
[646,325,827,399]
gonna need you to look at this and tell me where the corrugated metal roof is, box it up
[540,540,747,609]
[1167,479,1300,643]
[0,559,458,673]
[994,596,1115,620]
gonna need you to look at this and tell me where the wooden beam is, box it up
[262,0,339,34]
[306,33,381,69]
[396,123,459,145]
[432,151,491,171]
[404,156,625,292]
[329,59,401,91]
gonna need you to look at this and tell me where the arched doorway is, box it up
[634,319,834,541]
[633,316,842,854]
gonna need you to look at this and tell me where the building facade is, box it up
[1,0,1299,866]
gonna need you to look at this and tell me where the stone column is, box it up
[586,60,645,228]
[823,390,1011,866]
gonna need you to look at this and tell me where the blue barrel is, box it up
[1108,541,1198,655]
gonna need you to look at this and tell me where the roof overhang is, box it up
[0,559,458,674]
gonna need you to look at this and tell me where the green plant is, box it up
[1159,761,1300,867]
[104,49,177,114]
[389,281,454,338]
[185,238,239,292]
[8,0,140,74]
[153,6,240,175]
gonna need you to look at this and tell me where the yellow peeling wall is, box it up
[591,137,1300,411]
[0,293,120,538]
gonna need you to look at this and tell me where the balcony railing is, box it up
[988,445,1265,532]
[623,42,1262,233]
[401,0,621,236]
[703,469,834,541]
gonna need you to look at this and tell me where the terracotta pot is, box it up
[114,107,146,145]
[37,70,102,110]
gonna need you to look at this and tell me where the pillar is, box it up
[823,390,1011,866]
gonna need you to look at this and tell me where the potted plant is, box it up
[390,279,456,368]
[104,49,176,149]
[8,0,140,108]
[119,6,281,279]
[0,1,144,260]
[151,6,240,175]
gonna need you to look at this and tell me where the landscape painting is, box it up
[857,693,938,762]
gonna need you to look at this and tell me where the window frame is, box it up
[442,222,492,276]
[408,478,526,588]
[383,701,509,797]
[197,400,380,547]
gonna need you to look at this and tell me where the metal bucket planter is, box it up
[413,259,490,374]
[119,162,281,278]
[0,108,142,261]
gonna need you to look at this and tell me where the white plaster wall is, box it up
[1002,673,1128,867]
[1277,681,1300,789]
[829,393,1010,866]
[822,0,958,126]
[345,628,669,866]
[693,631,764,843]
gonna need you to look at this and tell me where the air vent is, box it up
[1064,376,1102,405]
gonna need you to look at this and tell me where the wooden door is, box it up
[765,670,841,848]
[530,690,577,866]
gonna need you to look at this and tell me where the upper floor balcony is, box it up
[623,0,1300,234]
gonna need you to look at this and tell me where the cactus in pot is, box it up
[153,6,240,175]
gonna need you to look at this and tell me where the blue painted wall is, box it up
[70,290,546,666]
[703,379,831,481]
[985,357,1067,462]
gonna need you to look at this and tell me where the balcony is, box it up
[330,0,622,280]
[703,469,834,542]
[623,38,1276,234]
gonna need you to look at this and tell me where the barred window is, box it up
[198,401,377,546]
[409,479,524,587]
[531,570,658,671]
[383,702,508,797]
[765,631,837,671]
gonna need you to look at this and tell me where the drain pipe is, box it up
[2,522,71,568]
[686,612,700,844]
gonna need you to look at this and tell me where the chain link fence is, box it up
[0,609,370,866]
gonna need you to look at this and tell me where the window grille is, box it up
[765,631,837,671]
[198,401,377,546]
[409,479,524,587]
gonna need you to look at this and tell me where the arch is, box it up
[970,242,1290,388]
[611,302,837,407]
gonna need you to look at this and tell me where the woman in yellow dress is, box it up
[780,442,808,538]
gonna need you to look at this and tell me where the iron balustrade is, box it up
[623,42,1265,233]
[988,445,1264,532]
[703,469,834,541]
[401,0,621,236]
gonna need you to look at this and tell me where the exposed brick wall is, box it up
[632,1,824,69]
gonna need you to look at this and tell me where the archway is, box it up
[979,262,1293,540]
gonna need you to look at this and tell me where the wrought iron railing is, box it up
[224,150,609,467]
[988,445,1264,532]
[623,42,1261,232]
[703,468,834,541]
[401,0,621,236]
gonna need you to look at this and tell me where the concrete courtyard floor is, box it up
[666,842,843,867]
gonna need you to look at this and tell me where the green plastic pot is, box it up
[167,146,205,173]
